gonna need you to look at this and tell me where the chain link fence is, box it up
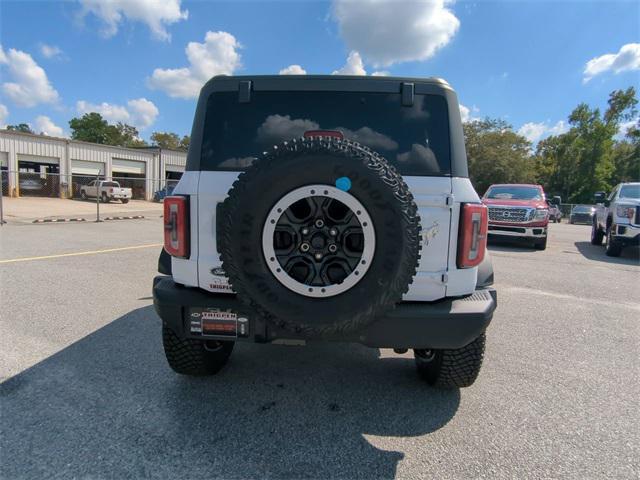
[1,170,180,224]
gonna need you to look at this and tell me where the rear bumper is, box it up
[488,223,547,238]
[152,276,497,350]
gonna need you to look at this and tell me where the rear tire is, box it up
[534,236,547,250]
[101,192,109,203]
[162,327,234,375]
[80,190,87,200]
[605,227,622,257]
[591,220,604,245]
[414,334,486,388]
[122,199,129,204]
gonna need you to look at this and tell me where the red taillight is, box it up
[164,196,189,258]
[457,203,488,269]
[303,130,344,139]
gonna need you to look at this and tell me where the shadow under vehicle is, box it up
[0,305,460,479]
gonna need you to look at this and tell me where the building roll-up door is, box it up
[112,158,146,175]
[71,160,104,176]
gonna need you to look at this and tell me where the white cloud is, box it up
[332,51,367,75]
[39,43,63,59]
[459,103,481,123]
[0,104,8,128]
[459,104,470,123]
[35,115,64,137]
[333,0,459,67]
[583,43,640,83]
[255,114,397,150]
[0,45,59,107]
[617,117,639,138]
[127,98,159,129]
[518,120,568,143]
[148,31,242,99]
[256,114,319,143]
[77,100,129,123]
[78,0,188,41]
[338,126,398,150]
[76,97,159,129]
[371,71,390,76]
[279,64,307,75]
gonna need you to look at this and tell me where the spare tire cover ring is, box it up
[262,184,376,298]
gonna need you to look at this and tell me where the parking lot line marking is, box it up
[502,286,640,312]
[0,243,163,264]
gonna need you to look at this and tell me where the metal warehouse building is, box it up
[0,130,186,201]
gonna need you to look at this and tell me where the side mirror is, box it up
[594,192,606,204]
[604,199,610,207]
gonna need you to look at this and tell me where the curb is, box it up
[103,215,145,221]
[33,218,87,224]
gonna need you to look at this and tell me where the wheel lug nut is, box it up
[328,244,337,253]
[300,242,310,252]
[315,219,325,228]
[302,228,309,235]
[329,228,337,236]
[314,253,323,261]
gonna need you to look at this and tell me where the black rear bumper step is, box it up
[153,276,496,350]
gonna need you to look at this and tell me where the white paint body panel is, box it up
[171,171,481,301]
[401,176,451,301]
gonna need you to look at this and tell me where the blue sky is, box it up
[0,0,638,143]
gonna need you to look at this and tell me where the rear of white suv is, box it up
[154,75,497,388]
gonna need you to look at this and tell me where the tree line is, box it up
[465,86,638,203]
[5,86,637,203]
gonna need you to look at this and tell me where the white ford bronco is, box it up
[154,75,497,388]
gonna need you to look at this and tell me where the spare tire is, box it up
[218,136,420,336]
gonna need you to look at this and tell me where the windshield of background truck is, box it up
[619,184,640,199]
[484,186,542,200]
[201,90,451,176]
[573,205,594,213]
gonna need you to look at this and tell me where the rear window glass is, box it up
[200,91,450,176]
[102,182,119,187]
[484,186,543,200]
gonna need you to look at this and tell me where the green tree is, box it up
[151,131,190,151]
[151,131,180,149]
[464,118,535,195]
[535,87,638,203]
[69,113,147,147]
[107,122,147,148]
[611,119,640,183]
[69,112,111,144]
[6,123,34,134]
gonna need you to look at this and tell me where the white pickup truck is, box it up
[80,180,132,203]
[591,182,640,256]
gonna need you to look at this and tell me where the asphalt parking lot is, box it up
[1,220,638,479]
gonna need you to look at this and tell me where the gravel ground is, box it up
[0,220,638,479]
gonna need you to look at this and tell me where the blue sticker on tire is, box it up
[335,177,351,192]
